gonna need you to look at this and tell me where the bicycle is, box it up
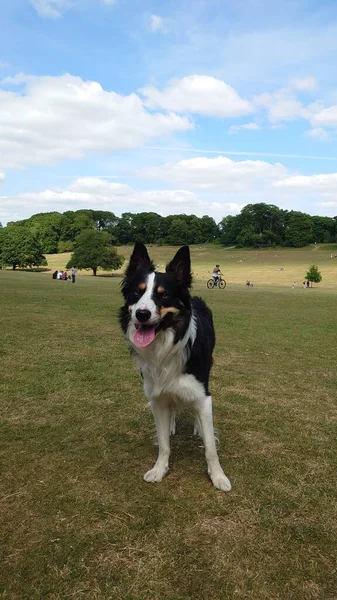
[207,274,226,289]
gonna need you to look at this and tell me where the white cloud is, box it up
[273,172,337,194]
[143,156,288,192]
[149,14,168,33]
[0,172,5,182]
[254,89,304,122]
[305,128,331,141]
[310,105,337,128]
[0,73,192,172]
[319,201,337,208]
[29,0,71,18]
[290,76,317,91]
[30,0,116,17]
[4,165,337,225]
[228,122,261,134]
[0,177,243,225]
[140,75,253,118]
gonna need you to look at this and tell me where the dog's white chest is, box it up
[134,329,188,398]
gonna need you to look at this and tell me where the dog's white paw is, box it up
[209,470,231,492]
[144,464,168,483]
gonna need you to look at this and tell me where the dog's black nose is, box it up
[136,309,152,323]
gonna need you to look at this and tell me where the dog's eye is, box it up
[134,289,141,297]
[161,292,168,299]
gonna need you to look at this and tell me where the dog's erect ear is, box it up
[166,246,192,287]
[126,242,155,277]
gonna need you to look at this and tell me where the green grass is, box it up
[32,241,337,287]
[1,248,337,599]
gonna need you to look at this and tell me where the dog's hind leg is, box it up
[195,395,231,492]
[144,395,171,483]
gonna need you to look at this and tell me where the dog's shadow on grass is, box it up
[164,411,205,466]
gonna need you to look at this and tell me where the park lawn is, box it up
[40,242,337,287]
[1,266,337,600]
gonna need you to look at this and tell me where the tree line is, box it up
[2,209,221,253]
[0,203,336,270]
[220,204,337,247]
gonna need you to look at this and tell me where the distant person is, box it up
[292,281,296,289]
[52,270,58,280]
[57,270,63,280]
[71,266,76,284]
[212,264,221,285]
[61,271,67,280]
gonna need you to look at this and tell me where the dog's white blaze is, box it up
[131,272,157,323]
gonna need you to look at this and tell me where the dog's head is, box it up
[120,242,192,348]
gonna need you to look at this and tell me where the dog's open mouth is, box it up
[133,322,157,348]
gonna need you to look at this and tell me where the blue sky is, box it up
[1,0,337,224]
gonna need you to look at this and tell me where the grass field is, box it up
[43,242,337,287]
[1,246,337,599]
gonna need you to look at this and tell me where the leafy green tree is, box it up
[90,210,118,232]
[167,218,191,245]
[132,212,165,244]
[188,216,203,244]
[23,212,63,253]
[220,204,286,247]
[219,215,240,245]
[66,229,124,276]
[311,216,336,243]
[239,203,285,240]
[305,265,322,287]
[72,211,95,238]
[114,213,135,245]
[59,211,77,242]
[58,240,74,253]
[2,224,46,270]
[199,215,219,242]
[236,225,256,247]
[284,211,313,247]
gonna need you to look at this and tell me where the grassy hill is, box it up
[45,243,337,287]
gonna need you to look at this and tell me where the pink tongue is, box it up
[133,326,156,348]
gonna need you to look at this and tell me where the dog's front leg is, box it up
[195,395,231,492]
[144,395,171,483]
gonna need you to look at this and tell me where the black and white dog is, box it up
[119,242,231,492]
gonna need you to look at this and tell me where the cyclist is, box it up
[212,264,221,286]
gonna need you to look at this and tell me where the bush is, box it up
[58,240,74,253]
